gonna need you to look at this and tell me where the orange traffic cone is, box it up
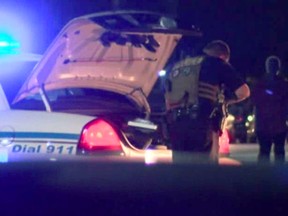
[219,129,230,156]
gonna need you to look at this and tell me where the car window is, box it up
[12,88,142,112]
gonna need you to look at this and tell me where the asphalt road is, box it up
[228,143,259,164]
[224,143,288,165]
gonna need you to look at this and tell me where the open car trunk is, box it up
[12,11,202,150]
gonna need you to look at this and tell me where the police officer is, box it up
[251,55,288,164]
[165,40,250,163]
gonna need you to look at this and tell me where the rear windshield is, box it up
[11,88,140,112]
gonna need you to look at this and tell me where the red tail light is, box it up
[78,119,122,151]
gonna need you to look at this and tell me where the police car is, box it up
[0,11,203,162]
[0,90,171,163]
[1,11,237,164]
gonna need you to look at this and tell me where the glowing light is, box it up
[79,119,122,151]
[265,89,273,95]
[0,33,20,54]
[158,70,166,76]
[1,139,11,145]
[247,115,254,122]
[0,10,30,51]
[96,132,102,138]
[0,148,8,163]
[145,150,157,164]
[0,41,9,47]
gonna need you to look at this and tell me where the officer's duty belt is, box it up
[167,105,199,121]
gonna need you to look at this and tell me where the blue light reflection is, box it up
[265,89,273,95]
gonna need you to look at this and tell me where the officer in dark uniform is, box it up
[251,55,288,164]
[165,40,250,163]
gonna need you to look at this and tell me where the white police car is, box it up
[1,79,174,163]
[0,11,204,162]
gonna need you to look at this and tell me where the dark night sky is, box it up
[178,0,288,78]
[1,0,288,78]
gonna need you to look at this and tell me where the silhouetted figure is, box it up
[164,40,250,163]
[251,56,288,164]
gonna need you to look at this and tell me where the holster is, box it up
[210,106,224,135]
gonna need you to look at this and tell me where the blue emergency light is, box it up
[0,33,20,55]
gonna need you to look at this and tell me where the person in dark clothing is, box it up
[165,40,250,163]
[251,55,288,164]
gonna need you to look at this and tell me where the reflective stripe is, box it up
[198,82,219,102]
[0,132,79,140]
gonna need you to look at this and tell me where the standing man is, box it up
[251,56,288,164]
[164,40,250,163]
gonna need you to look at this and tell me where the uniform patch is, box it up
[165,56,204,109]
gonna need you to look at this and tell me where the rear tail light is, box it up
[78,119,122,151]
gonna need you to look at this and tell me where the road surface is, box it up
[221,143,288,165]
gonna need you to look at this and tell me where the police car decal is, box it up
[0,131,78,155]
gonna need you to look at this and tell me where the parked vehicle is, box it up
[1,11,201,162]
